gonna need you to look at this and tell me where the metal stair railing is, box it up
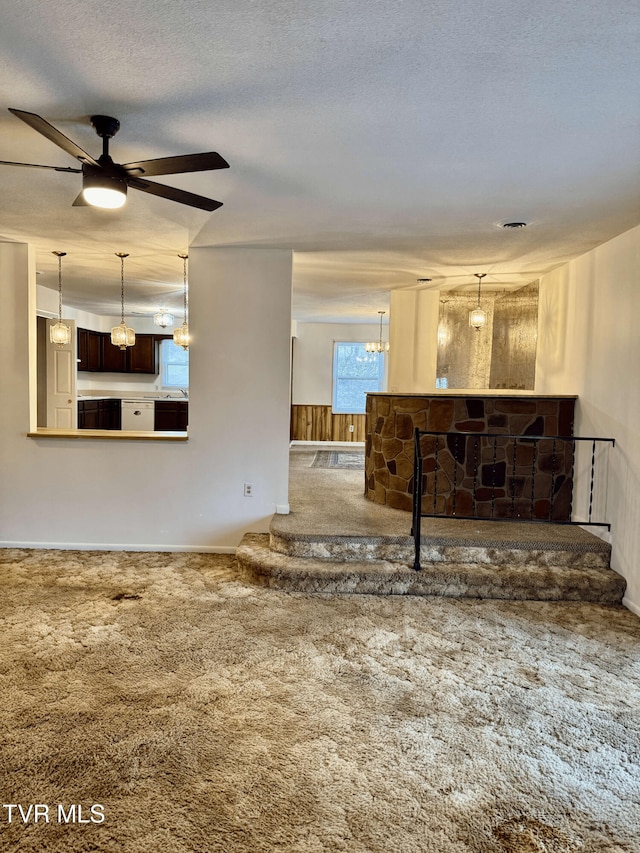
[411,428,615,572]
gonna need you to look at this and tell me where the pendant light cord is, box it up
[52,251,67,321]
[116,252,129,323]
[179,253,189,324]
[58,256,63,321]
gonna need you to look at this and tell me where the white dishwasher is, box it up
[121,399,155,431]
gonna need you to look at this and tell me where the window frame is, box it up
[159,338,189,390]
[332,341,385,415]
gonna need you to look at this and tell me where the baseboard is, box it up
[290,440,365,447]
[0,541,236,554]
[622,596,640,617]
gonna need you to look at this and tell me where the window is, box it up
[160,339,189,388]
[332,342,385,414]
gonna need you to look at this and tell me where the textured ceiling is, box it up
[1,0,639,322]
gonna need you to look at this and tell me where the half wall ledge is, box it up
[28,428,188,441]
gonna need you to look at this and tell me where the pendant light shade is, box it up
[110,322,136,349]
[50,251,71,348]
[469,274,487,330]
[365,310,390,353]
[153,308,174,328]
[173,253,190,350]
[111,252,136,350]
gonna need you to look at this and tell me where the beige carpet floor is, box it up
[1,548,639,853]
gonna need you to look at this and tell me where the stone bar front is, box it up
[365,393,577,519]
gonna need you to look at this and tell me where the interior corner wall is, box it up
[535,224,640,613]
[0,243,292,551]
[388,290,439,392]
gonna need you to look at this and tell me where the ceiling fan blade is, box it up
[8,108,100,167]
[121,151,229,177]
[128,177,223,211]
[0,159,81,173]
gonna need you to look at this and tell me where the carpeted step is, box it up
[269,522,612,570]
[237,533,626,602]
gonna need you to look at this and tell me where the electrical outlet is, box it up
[243,483,253,497]
[349,424,355,432]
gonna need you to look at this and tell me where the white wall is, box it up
[536,224,640,613]
[388,290,439,392]
[292,321,385,404]
[0,243,292,551]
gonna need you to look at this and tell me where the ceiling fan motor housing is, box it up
[90,115,121,139]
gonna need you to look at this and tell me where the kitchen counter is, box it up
[77,394,189,401]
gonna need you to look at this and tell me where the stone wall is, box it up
[365,394,576,520]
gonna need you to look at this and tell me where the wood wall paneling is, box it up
[290,405,365,442]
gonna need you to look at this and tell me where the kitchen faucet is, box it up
[181,388,188,398]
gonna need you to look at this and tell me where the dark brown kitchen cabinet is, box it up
[77,398,121,430]
[78,399,100,429]
[101,398,122,430]
[127,334,157,373]
[77,329,159,374]
[77,328,88,369]
[154,400,188,431]
[77,328,102,371]
[101,337,127,372]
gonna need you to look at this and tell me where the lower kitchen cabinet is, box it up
[78,399,121,430]
[154,400,188,431]
[78,399,99,430]
[102,398,122,430]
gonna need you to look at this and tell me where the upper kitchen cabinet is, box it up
[101,335,127,372]
[77,329,161,374]
[77,328,102,371]
[127,334,157,373]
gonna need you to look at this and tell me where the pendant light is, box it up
[365,310,390,353]
[153,308,174,328]
[110,252,136,350]
[469,273,487,330]
[50,250,71,347]
[173,253,190,350]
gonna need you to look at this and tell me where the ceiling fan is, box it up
[1,108,229,211]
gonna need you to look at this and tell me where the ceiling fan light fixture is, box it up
[82,172,127,209]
